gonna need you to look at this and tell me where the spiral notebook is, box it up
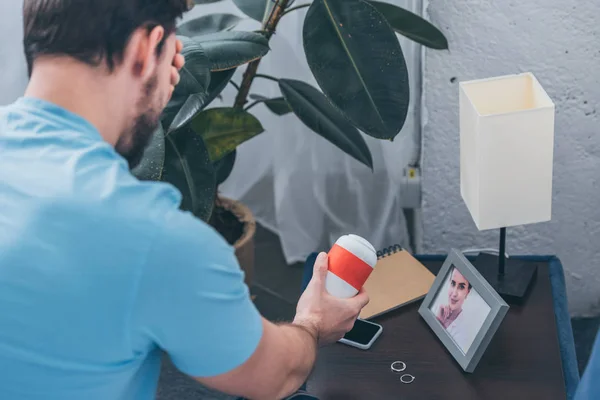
[359,245,436,320]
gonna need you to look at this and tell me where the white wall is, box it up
[0,0,28,106]
[421,0,600,316]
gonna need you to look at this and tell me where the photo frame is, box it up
[418,249,509,373]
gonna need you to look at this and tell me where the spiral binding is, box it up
[376,244,403,259]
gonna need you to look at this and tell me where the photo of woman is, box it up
[430,266,491,354]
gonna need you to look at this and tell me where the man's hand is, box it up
[169,38,185,98]
[293,252,370,346]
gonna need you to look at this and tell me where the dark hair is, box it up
[23,0,190,75]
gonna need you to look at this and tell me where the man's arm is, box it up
[133,210,368,400]
[194,251,369,399]
[195,319,317,400]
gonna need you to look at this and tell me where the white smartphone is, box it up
[338,318,383,350]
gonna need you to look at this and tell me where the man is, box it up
[0,1,369,399]
[436,267,472,352]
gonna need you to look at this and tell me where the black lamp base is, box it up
[475,252,538,304]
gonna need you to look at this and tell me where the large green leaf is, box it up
[190,107,264,162]
[131,125,165,181]
[369,1,448,49]
[163,37,213,132]
[161,95,188,130]
[194,31,270,71]
[302,0,409,140]
[232,0,273,22]
[249,94,292,115]
[167,93,210,134]
[214,150,237,185]
[177,14,242,37]
[279,79,373,170]
[174,36,211,98]
[166,68,238,133]
[162,126,216,222]
[205,68,237,106]
[163,95,187,117]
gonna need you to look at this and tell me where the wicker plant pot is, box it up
[212,195,256,287]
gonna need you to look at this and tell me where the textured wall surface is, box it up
[421,0,600,316]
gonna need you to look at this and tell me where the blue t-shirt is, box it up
[0,97,263,399]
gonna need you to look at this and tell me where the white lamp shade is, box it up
[459,72,555,231]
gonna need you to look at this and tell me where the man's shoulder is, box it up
[0,97,231,264]
[94,176,228,260]
[0,97,86,139]
[153,204,235,264]
[110,175,233,265]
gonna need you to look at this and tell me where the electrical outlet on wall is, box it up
[400,166,421,209]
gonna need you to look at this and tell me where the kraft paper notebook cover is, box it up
[359,245,436,320]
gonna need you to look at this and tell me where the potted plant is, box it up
[132,0,448,286]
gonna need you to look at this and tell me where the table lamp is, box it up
[459,72,555,303]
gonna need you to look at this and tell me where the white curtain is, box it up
[184,0,422,264]
[0,0,28,106]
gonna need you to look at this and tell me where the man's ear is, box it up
[125,25,165,80]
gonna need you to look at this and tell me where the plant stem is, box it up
[229,81,240,91]
[244,100,263,111]
[255,73,280,83]
[234,0,290,108]
[281,3,310,17]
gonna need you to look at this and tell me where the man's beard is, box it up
[117,75,162,170]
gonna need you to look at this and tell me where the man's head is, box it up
[23,0,189,168]
[447,268,471,312]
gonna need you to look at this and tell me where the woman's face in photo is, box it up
[448,268,470,311]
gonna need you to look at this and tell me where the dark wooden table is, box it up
[307,258,567,400]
